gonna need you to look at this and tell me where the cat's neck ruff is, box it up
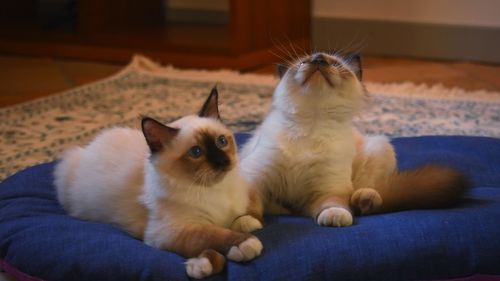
[269,82,356,139]
[143,165,247,227]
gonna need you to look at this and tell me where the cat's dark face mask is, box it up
[278,52,362,87]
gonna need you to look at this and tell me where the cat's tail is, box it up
[354,165,470,214]
[53,147,83,208]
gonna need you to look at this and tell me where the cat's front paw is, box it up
[185,249,225,279]
[185,257,213,279]
[317,207,353,227]
[231,215,263,233]
[226,236,263,262]
[351,188,383,215]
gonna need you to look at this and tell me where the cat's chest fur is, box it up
[144,169,248,228]
[242,113,356,213]
[189,172,249,227]
[280,125,354,189]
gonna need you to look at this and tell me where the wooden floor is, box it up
[1,54,500,108]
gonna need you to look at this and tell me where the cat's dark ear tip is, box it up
[345,53,362,81]
[350,53,362,63]
[141,117,158,136]
[141,117,179,154]
[277,63,289,78]
[199,85,221,119]
[141,116,153,127]
[141,116,149,125]
[210,85,219,94]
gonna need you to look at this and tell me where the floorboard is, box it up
[1,54,499,108]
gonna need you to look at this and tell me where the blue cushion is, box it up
[1,134,500,281]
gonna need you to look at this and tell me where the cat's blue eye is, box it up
[216,135,228,148]
[188,146,202,158]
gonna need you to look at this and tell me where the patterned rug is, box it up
[1,55,499,181]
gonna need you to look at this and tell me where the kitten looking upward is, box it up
[240,52,469,227]
[54,87,263,279]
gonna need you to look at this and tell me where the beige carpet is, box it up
[1,55,499,181]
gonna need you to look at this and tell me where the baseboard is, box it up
[312,17,500,63]
[165,9,228,24]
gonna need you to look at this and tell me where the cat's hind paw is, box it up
[230,215,263,233]
[317,207,353,227]
[185,257,213,279]
[351,188,383,215]
[226,236,263,262]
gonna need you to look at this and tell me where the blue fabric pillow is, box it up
[1,134,500,281]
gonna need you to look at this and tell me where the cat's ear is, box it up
[141,117,179,154]
[346,53,362,81]
[277,63,289,78]
[198,86,220,119]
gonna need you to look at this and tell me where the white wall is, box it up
[313,0,500,28]
[164,0,500,28]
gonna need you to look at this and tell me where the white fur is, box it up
[352,133,396,191]
[142,166,250,248]
[226,237,263,262]
[317,207,353,227]
[54,128,148,236]
[185,257,213,279]
[241,109,357,211]
[230,215,263,233]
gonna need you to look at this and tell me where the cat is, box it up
[54,87,264,279]
[240,52,469,227]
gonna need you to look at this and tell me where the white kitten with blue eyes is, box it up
[241,52,469,226]
[54,87,263,279]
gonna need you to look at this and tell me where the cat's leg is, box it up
[230,188,264,233]
[185,249,225,279]
[351,135,396,215]
[231,215,263,233]
[309,193,353,227]
[146,223,263,263]
[350,188,383,215]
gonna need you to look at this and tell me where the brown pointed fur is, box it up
[199,249,226,275]
[163,224,252,258]
[363,165,469,214]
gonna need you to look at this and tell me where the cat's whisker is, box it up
[269,45,296,66]
[193,171,210,197]
[268,49,295,67]
[186,179,198,197]
[272,37,299,65]
[284,36,302,63]
[292,39,309,60]
[270,38,289,57]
